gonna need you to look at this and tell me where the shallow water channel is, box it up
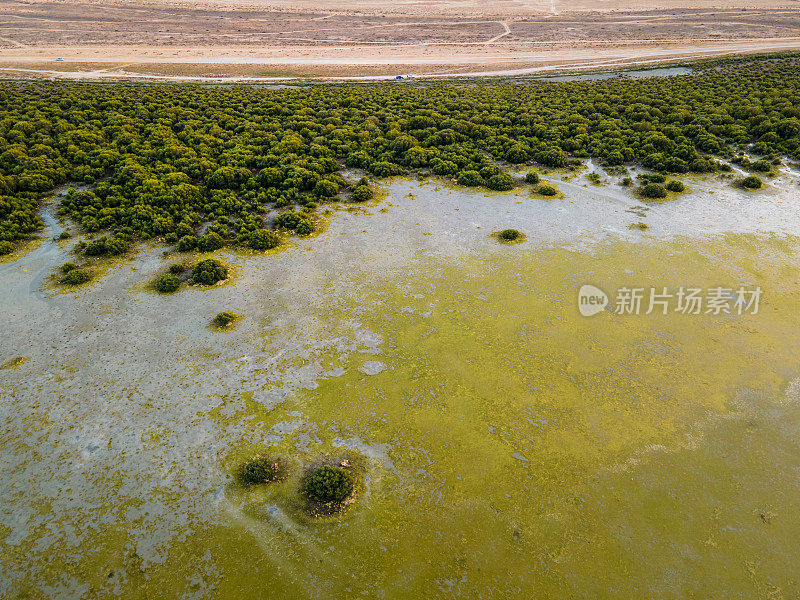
[2,166,800,598]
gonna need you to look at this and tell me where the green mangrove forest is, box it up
[1,56,799,256]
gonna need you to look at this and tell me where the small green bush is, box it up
[212,311,239,327]
[621,177,633,187]
[350,182,374,202]
[538,184,558,197]
[60,262,77,273]
[62,268,91,285]
[752,160,772,172]
[274,211,314,234]
[665,180,685,192]
[154,273,180,293]
[239,456,279,484]
[177,235,197,252]
[58,231,71,241]
[168,263,185,274]
[741,175,763,189]
[499,229,521,241]
[249,228,280,250]
[313,179,339,198]
[525,171,540,185]
[198,232,224,252]
[192,258,228,285]
[641,182,668,199]
[83,235,130,257]
[640,173,666,184]
[295,219,314,236]
[486,173,515,191]
[457,170,482,187]
[302,466,355,503]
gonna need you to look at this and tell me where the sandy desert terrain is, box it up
[0,1,799,80]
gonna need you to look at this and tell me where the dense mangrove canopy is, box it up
[1,57,799,254]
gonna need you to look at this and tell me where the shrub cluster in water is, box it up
[81,233,130,257]
[350,178,374,202]
[525,170,540,185]
[274,211,314,236]
[1,56,800,253]
[640,182,668,199]
[60,262,91,285]
[302,465,355,504]
[154,273,180,293]
[238,456,280,484]
[212,310,239,327]
[665,180,685,192]
[192,258,228,285]
[537,184,558,196]
[740,175,763,189]
[249,228,280,250]
[499,228,521,241]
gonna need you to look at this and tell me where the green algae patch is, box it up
[1,356,28,369]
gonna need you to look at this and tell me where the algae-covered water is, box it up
[2,168,800,598]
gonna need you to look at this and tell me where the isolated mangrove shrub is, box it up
[154,273,180,293]
[665,180,685,192]
[302,466,355,504]
[621,177,633,187]
[62,268,91,285]
[641,182,668,199]
[457,170,482,187]
[525,171,540,185]
[168,263,186,274]
[239,456,279,484]
[60,262,76,273]
[192,258,228,285]
[249,228,280,250]
[350,182,374,202]
[486,173,515,191]
[212,311,239,328]
[538,184,558,197]
[499,229,521,241]
[741,175,763,189]
[177,235,197,252]
[197,232,224,252]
